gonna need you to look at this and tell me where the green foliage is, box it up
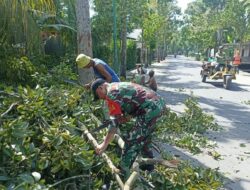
[93,44,112,65]
[0,69,225,189]
[0,81,108,189]
[147,162,222,190]
[0,57,36,85]
[182,97,220,133]
[0,0,53,57]
[33,60,78,87]
[243,100,250,105]
[135,151,222,189]
[156,96,220,154]
[182,0,250,54]
[143,13,165,48]
[126,40,137,70]
[0,64,111,189]
[0,53,77,87]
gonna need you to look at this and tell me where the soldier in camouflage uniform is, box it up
[92,78,166,179]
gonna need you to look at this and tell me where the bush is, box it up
[0,56,36,85]
[127,40,137,70]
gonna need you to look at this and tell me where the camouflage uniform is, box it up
[105,82,166,177]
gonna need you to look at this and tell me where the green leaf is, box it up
[240,143,246,147]
[55,136,64,146]
[51,164,61,174]
[18,173,34,184]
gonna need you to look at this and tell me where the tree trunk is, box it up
[141,29,145,66]
[157,44,160,63]
[75,0,94,84]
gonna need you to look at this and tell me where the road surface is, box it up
[152,55,250,190]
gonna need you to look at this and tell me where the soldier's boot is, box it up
[139,149,154,171]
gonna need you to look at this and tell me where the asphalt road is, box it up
[151,55,250,190]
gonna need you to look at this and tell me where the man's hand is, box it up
[95,128,117,155]
[95,142,108,155]
[115,115,132,124]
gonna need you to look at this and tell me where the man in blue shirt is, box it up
[76,54,120,88]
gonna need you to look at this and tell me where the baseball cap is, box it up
[91,79,105,101]
[76,54,91,68]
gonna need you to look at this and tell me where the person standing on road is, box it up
[91,79,166,179]
[232,50,241,74]
[76,54,120,88]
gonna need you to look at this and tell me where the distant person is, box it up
[215,46,225,71]
[76,54,120,88]
[232,50,241,74]
[145,70,157,91]
[133,64,146,85]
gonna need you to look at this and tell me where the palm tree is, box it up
[0,0,56,56]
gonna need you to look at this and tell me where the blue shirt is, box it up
[93,58,120,82]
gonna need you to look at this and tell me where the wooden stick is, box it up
[114,134,125,149]
[79,120,178,190]
[90,113,102,125]
[124,171,139,190]
[137,157,178,168]
[79,122,124,189]
[48,175,89,189]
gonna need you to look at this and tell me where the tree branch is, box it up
[0,91,20,98]
[78,121,124,189]
[137,157,179,168]
[124,171,138,190]
[48,175,89,189]
[1,102,18,118]
[114,134,125,149]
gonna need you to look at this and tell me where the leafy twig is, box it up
[1,102,18,118]
[48,175,89,189]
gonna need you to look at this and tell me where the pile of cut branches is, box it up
[0,67,223,189]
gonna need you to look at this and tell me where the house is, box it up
[127,29,145,64]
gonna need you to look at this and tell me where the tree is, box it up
[119,0,128,78]
[0,0,55,57]
[222,0,250,43]
[75,0,94,84]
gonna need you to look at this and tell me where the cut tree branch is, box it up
[1,102,18,118]
[137,157,179,168]
[78,121,124,189]
[78,119,179,190]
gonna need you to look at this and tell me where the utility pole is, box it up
[112,0,119,74]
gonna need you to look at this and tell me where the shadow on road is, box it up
[199,96,250,140]
[158,84,250,142]
[152,57,250,190]
[158,89,191,106]
[204,81,249,91]
[157,87,249,190]
[156,142,243,190]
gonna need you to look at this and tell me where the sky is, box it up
[90,0,195,17]
[177,0,194,13]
